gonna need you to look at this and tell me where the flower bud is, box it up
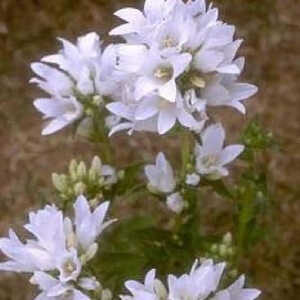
[101,289,113,300]
[91,156,102,175]
[166,193,184,214]
[77,162,87,179]
[118,170,125,180]
[219,244,227,257]
[74,182,87,196]
[223,232,233,246]
[93,95,103,106]
[79,277,102,291]
[84,243,99,264]
[52,173,67,192]
[210,244,218,253]
[69,159,78,180]
[185,173,200,186]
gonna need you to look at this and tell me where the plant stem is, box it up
[180,130,191,179]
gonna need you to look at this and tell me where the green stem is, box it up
[180,130,191,179]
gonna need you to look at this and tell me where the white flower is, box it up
[25,204,66,255]
[195,123,244,179]
[202,58,258,114]
[109,0,257,123]
[39,32,114,96]
[2,204,66,273]
[145,152,176,194]
[166,193,184,214]
[30,62,74,97]
[73,195,117,253]
[110,0,177,44]
[56,249,82,283]
[31,32,119,135]
[134,93,198,135]
[106,78,201,136]
[121,260,261,300]
[211,275,261,300]
[184,89,208,133]
[168,259,226,300]
[0,229,55,273]
[0,196,115,299]
[34,96,83,135]
[185,173,201,186]
[121,269,167,300]
[31,271,92,300]
[117,45,191,102]
[105,83,159,136]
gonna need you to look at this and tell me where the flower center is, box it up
[162,35,178,48]
[62,260,76,276]
[154,65,173,83]
[202,154,219,168]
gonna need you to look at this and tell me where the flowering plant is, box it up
[0,1,273,299]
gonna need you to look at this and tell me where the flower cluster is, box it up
[31,32,119,135]
[0,195,115,299]
[107,0,257,135]
[52,156,118,203]
[31,0,257,137]
[203,233,238,280]
[121,259,260,300]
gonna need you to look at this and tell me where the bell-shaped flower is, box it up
[121,269,167,300]
[110,0,177,44]
[117,45,191,102]
[73,195,117,253]
[56,249,82,283]
[0,204,68,273]
[168,259,226,300]
[145,152,176,194]
[202,58,258,114]
[34,96,83,135]
[195,123,244,179]
[31,32,102,97]
[31,271,92,300]
[106,84,160,136]
[0,229,55,273]
[211,275,261,300]
[30,62,74,97]
[134,92,198,135]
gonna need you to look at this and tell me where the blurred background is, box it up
[0,0,299,299]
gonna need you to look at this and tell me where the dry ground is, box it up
[0,0,299,299]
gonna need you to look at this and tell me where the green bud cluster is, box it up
[202,232,238,279]
[52,156,118,204]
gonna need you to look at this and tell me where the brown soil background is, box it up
[0,0,299,299]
